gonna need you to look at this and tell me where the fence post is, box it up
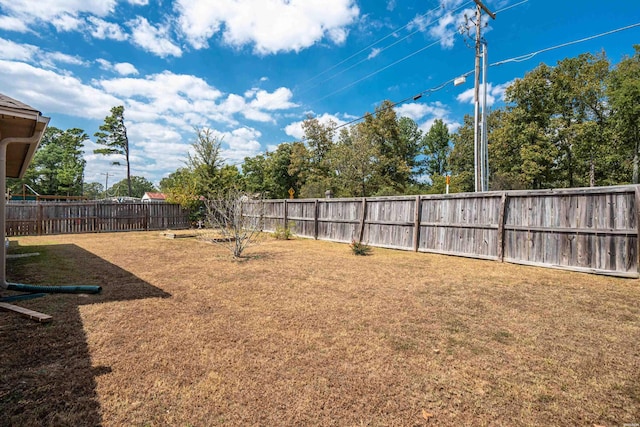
[92,202,97,233]
[37,202,43,236]
[635,186,640,275]
[144,204,150,231]
[314,199,319,240]
[358,197,367,243]
[283,199,288,229]
[413,195,421,252]
[497,192,507,262]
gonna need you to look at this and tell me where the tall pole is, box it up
[101,172,112,198]
[472,0,495,192]
[473,3,481,192]
[481,42,489,191]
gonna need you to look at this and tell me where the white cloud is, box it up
[51,13,84,32]
[367,48,382,60]
[0,15,29,32]
[42,51,86,67]
[284,113,347,140]
[409,4,476,49]
[219,127,263,163]
[0,0,117,23]
[456,81,512,107]
[87,17,128,41]
[249,87,297,111]
[0,59,122,120]
[0,56,299,183]
[97,59,139,76]
[395,103,430,121]
[127,17,182,58]
[0,38,37,62]
[395,101,450,121]
[394,101,460,135]
[175,0,359,54]
[0,38,86,69]
[114,62,139,76]
[419,117,461,135]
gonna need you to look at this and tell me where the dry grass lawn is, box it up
[1,231,639,426]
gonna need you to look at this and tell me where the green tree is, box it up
[94,106,131,196]
[298,116,336,197]
[83,182,104,200]
[397,116,424,182]
[361,101,408,194]
[608,45,640,183]
[423,119,451,178]
[449,115,476,193]
[491,64,559,189]
[188,127,224,196]
[264,143,301,198]
[161,167,202,217]
[108,176,156,198]
[242,153,268,195]
[9,126,87,196]
[550,52,611,187]
[331,124,380,197]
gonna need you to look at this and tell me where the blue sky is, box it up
[0,0,639,187]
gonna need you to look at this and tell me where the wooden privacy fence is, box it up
[250,185,639,278]
[6,202,190,236]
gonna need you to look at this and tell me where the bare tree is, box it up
[203,190,264,258]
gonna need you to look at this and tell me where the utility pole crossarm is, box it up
[473,0,496,19]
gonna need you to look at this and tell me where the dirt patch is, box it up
[1,231,639,426]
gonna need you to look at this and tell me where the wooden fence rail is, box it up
[251,185,639,278]
[6,202,190,236]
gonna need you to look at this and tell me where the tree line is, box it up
[11,46,640,203]
[233,46,639,198]
[8,105,154,199]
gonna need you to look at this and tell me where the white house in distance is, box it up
[141,192,167,203]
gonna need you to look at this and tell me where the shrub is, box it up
[349,240,372,256]
[273,221,295,240]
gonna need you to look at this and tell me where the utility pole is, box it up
[473,0,495,192]
[100,172,113,199]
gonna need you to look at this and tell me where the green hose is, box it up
[6,283,102,294]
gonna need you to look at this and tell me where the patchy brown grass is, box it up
[1,231,639,426]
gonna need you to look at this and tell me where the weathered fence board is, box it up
[6,202,189,236]
[258,185,639,278]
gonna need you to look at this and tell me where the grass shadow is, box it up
[0,243,171,426]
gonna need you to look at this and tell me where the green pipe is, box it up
[0,293,47,302]
[6,283,102,294]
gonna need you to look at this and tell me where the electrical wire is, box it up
[330,72,472,132]
[298,2,447,87]
[314,39,443,103]
[494,0,528,15]
[299,1,474,95]
[491,21,640,66]
[323,19,640,133]
[307,0,530,105]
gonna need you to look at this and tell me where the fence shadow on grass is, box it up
[0,243,171,427]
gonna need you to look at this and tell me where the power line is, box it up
[315,39,442,103]
[494,0,528,15]
[299,1,474,95]
[329,74,466,133]
[298,2,447,88]
[491,21,640,66]
[333,20,640,131]
[307,0,530,105]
